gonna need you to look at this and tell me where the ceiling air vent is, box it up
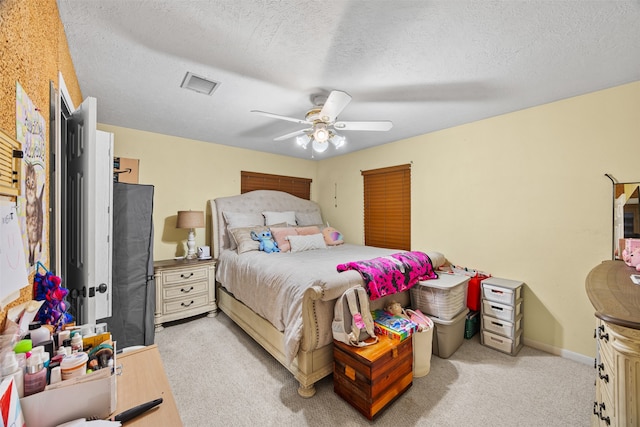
[180,72,220,96]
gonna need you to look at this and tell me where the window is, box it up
[241,171,312,200]
[362,164,411,250]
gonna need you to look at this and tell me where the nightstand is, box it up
[153,258,217,331]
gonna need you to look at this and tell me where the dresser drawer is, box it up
[482,299,521,322]
[482,283,521,305]
[163,293,211,315]
[482,314,522,339]
[481,329,522,355]
[160,265,209,285]
[163,280,209,300]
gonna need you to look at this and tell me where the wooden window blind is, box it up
[362,164,411,250]
[241,171,312,200]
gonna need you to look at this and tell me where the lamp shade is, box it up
[176,210,204,229]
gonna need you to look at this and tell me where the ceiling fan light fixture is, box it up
[312,139,328,153]
[313,124,329,143]
[330,134,346,149]
[295,134,310,149]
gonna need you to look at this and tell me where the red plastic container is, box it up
[466,273,489,311]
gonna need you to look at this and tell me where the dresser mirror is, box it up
[611,180,640,259]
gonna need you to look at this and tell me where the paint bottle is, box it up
[24,354,47,396]
[70,332,83,353]
[1,352,24,398]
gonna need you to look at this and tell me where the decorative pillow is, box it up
[262,211,297,226]
[295,225,322,236]
[229,225,271,254]
[223,211,265,250]
[295,210,323,227]
[270,226,299,253]
[322,227,344,246]
[289,233,327,253]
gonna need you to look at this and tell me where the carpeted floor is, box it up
[155,312,593,426]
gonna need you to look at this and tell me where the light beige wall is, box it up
[97,124,317,261]
[316,81,640,358]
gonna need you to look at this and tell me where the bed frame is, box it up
[208,190,409,397]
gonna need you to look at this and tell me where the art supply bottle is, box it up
[70,332,83,353]
[24,353,47,396]
[1,352,24,398]
[29,321,51,347]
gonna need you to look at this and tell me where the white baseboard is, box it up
[523,337,594,366]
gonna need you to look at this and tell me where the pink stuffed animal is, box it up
[622,248,640,271]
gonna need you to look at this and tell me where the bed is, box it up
[208,190,444,397]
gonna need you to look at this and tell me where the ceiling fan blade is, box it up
[273,128,312,141]
[319,90,352,122]
[251,110,312,125]
[333,121,393,131]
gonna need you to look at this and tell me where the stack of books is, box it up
[371,309,418,341]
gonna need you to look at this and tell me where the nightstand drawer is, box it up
[161,265,209,285]
[163,293,211,315]
[163,280,209,300]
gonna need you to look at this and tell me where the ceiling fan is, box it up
[251,90,393,153]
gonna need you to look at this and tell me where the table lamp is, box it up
[176,210,204,259]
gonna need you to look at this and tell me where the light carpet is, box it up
[155,313,593,426]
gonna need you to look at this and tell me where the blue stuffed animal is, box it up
[250,230,280,253]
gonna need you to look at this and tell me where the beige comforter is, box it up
[215,244,400,364]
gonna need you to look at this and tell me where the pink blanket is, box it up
[336,251,438,300]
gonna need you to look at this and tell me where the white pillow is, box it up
[295,210,323,226]
[223,211,264,228]
[262,211,296,226]
[288,233,327,253]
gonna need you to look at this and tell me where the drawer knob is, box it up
[599,333,609,342]
[180,272,194,279]
[181,300,194,307]
[598,372,609,383]
[181,286,194,293]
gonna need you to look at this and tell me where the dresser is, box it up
[153,258,217,331]
[480,277,524,356]
[586,260,640,427]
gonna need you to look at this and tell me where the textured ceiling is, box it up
[56,1,640,159]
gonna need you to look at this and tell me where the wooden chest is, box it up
[333,336,413,420]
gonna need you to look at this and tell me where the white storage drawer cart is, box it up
[480,277,524,356]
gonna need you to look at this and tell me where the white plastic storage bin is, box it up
[482,299,521,322]
[428,308,469,359]
[410,274,470,320]
[481,277,523,305]
[482,314,522,338]
[481,329,523,355]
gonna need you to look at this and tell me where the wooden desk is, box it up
[113,345,182,426]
